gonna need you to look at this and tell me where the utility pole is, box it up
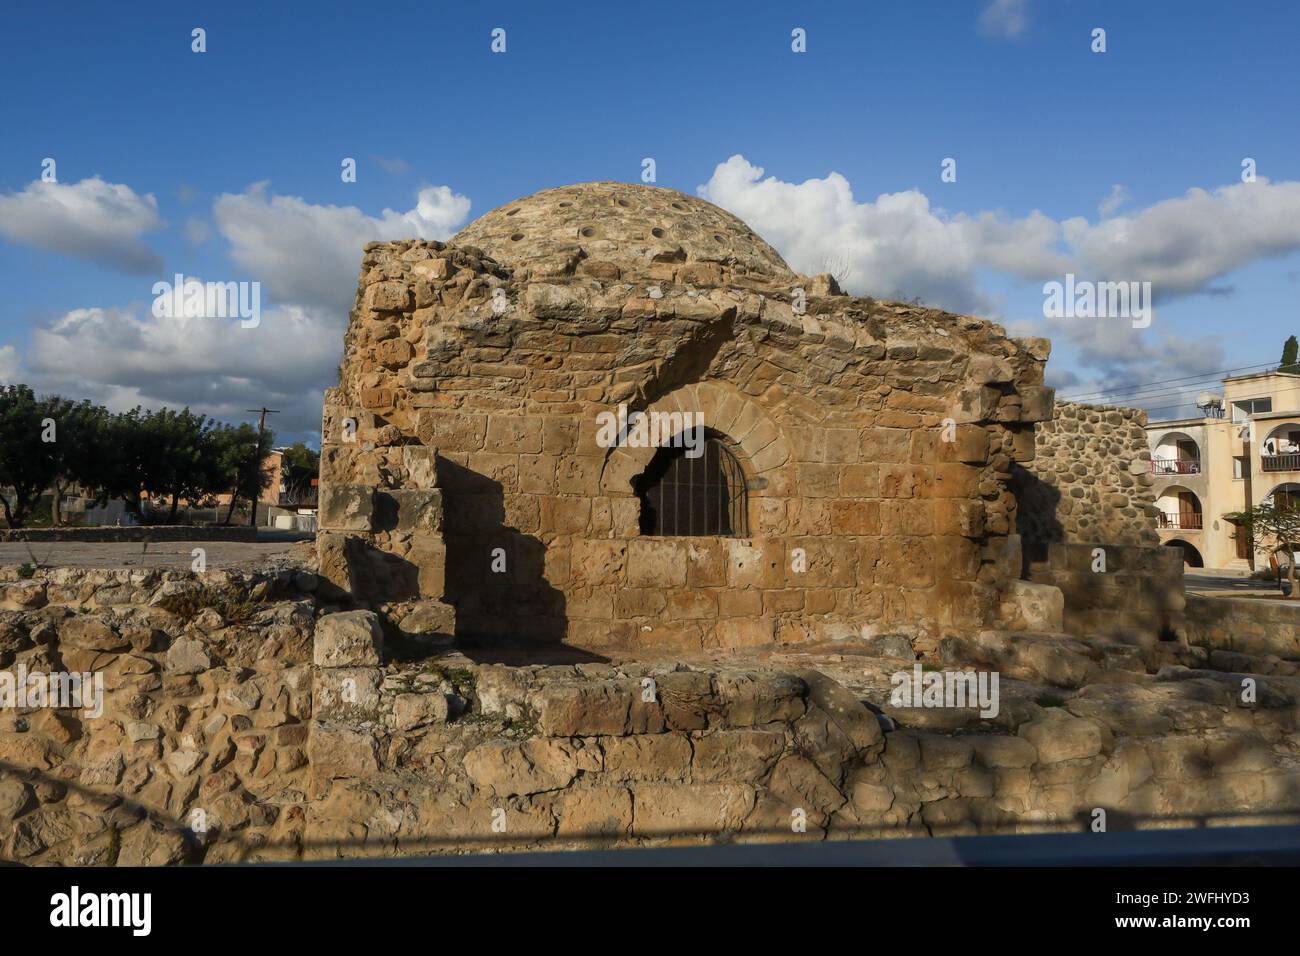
[246,407,280,529]
[1242,422,1255,571]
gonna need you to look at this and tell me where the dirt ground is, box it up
[0,533,314,571]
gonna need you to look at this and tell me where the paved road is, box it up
[0,536,311,570]
[1185,570,1293,597]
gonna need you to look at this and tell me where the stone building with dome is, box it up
[316,182,1062,652]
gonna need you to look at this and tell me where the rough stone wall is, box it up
[8,574,1300,865]
[1016,399,1159,561]
[0,567,318,864]
[1028,542,1185,641]
[1183,594,1300,659]
[318,183,1057,651]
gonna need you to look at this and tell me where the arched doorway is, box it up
[1163,539,1204,568]
[1261,423,1300,473]
[1155,486,1203,530]
[1151,431,1202,475]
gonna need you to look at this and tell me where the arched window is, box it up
[1266,483,1300,512]
[633,431,748,536]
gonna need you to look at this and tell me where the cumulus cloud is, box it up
[979,0,1029,39]
[698,155,1066,312]
[0,177,164,274]
[1010,316,1228,418]
[700,156,1300,314]
[1063,180,1300,299]
[213,183,471,310]
[6,181,476,441]
[0,345,22,385]
[26,302,343,437]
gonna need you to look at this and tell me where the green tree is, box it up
[47,399,110,525]
[135,408,218,523]
[1283,336,1300,375]
[280,442,319,503]
[1227,502,1300,599]
[0,385,60,527]
[210,424,274,524]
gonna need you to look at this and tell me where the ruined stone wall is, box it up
[1183,594,1300,658]
[1027,542,1185,641]
[1016,399,1159,560]
[8,573,1300,865]
[1014,401,1175,641]
[318,199,1055,651]
[0,567,318,864]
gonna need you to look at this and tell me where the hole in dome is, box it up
[714,234,725,243]
[506,208,519,216]
[616,198,630,207]
[651,227,666,239]
[510,233,524,241]
[580,226,596,238]
[558,201,572,207]
[671,202,685,210]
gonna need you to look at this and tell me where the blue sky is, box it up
[2,0,1299,440]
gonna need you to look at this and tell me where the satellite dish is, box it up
[1195,392,1224,416]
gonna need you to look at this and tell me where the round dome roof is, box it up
[453,182,793,278]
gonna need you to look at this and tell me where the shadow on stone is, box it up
[436,455,602,663]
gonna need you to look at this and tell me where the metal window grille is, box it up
[635,435,748,536]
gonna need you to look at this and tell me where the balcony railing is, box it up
[1261,453,1300,473]
[1157,512,1203,530]
[1151,457,1201,476]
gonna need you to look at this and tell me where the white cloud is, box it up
[1010,315,1228,418]
[1099,184,1128,218]
[700,156,1300,313]
[0,345,22,385]
[372,156,411,176]
[698,155,1066,312]
[0,177,164,274]
[213,183,471,310]
[979,0,1029,39]
[184,217,212,245]
[1063,179,1300,298]
[4,182,475,441]
[26,302,343,437]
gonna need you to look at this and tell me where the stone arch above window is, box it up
[597,382,794,498]
[633,429,748,536]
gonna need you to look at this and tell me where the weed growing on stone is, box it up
[157,586,256,624]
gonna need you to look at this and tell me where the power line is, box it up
[1060,360,1279,403]
[1069,377,1247,408]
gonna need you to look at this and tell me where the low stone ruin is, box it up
[2,565,1299,864]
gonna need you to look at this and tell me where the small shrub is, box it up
[157,586,256,624]
[16,563,36,580]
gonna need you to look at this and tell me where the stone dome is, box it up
[453,181,794,279]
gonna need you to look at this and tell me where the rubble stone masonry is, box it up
[3,568,1299,864]
[317,183,1058,650]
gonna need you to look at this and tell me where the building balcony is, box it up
[1151,457,1201,476]
[1157,512,1203,530]
[1261,453,1300,473]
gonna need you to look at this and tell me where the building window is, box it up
[633,432,748,536]
[1274,487,1300,512]
[1234,455,1249,479]
[1232,397,1272,423]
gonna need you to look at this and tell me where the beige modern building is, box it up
[1145,370,1300,569]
